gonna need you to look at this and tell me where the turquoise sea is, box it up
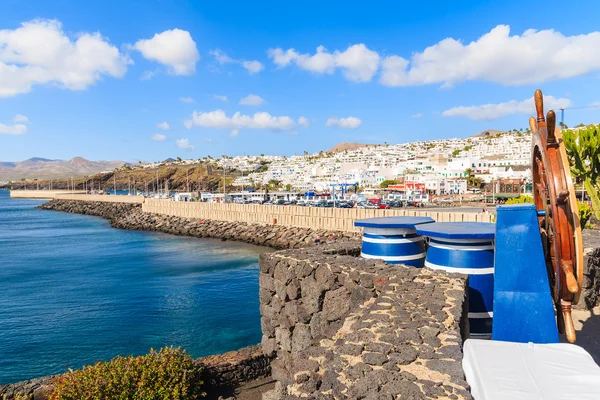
[0,190,265,384]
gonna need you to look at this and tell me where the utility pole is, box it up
[186,168,190,192]
[114,174,117,195]
[156,169,159,196]
[223,166,226,203]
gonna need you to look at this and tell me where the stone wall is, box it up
[577,230,600,310]
[259,242,472,399]
[13,190,493,232]
[196,345,273,396]
[0,345,273,400]
[143,199,493,233]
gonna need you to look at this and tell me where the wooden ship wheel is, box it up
[530,89,584,343]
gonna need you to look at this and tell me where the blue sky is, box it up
[1,0,600,162]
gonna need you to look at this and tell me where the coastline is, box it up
[1,199,360,399]
[37,199,361,250]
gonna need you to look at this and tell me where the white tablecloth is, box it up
[463,339,600,400]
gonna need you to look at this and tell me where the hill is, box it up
[327,142,372,153]
[471,129,506,138]
[4,164,236,193]
[0,157,127,180]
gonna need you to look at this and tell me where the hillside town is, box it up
[135,129,534,200]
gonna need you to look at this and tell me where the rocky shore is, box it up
[38,199,360,250]
[0,345,273,400]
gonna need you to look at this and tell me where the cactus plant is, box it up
[563,125,600,218]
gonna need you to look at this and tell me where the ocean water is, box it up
[0,190,266,384]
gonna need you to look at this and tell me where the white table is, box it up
[463,339,600,400]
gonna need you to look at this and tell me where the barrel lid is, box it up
[354,216,434,229]
[415,222,495,239]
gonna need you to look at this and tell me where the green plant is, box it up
[3,393,35,400]
[578,201,594,229]
[49,347,203,400]
[379,179,398,188]
[563,126,600,219]
[505,195,534,205]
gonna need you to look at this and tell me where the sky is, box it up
[1,0,600,162]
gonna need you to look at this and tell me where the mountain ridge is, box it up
[0,157,127,180]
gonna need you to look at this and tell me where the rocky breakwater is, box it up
[259,241,472,399]
[38,199,360,250]
[38,199,139,221]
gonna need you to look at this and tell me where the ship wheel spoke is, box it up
[531,89,582,343]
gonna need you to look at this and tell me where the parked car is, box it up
[378,203,391,209]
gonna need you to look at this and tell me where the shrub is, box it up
[3,393,35,400]
[49,347,203,400]
[579,201,594,229]
[505,195,534,205]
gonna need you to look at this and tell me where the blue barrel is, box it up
[354,216,434,267]
[416,222,495,339]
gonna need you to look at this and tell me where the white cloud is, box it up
[179,97,194,103]
[380,25,600,87]
[140,70,155,80]
[210,49,234,64]
[0,19,130,97]
[213,94,228,102]
[589,101,600,107]
[156,121,170,130]
[326,116,362,129]
[152,133,167,141]
[230,129,240,137]
[442,95,573,120]
[298,116,310,128]
[268,44,380,82]
[176,138,195,150]
[411,113,423,119]
[242,60,264,74]
[185,109,295,131]
[210,49,264,75]
[13,114,29,123]
[239,94,265,106]
[0,122,27,135]
[133,29,199,75]
[289,131,299,135]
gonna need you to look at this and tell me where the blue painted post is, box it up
[493,204,559,343]
[416,222,496,339]
[355,217,434,267]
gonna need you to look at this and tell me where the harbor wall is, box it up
[10,191,493,231]
[9,190,86,199]
[142,199,493,232]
